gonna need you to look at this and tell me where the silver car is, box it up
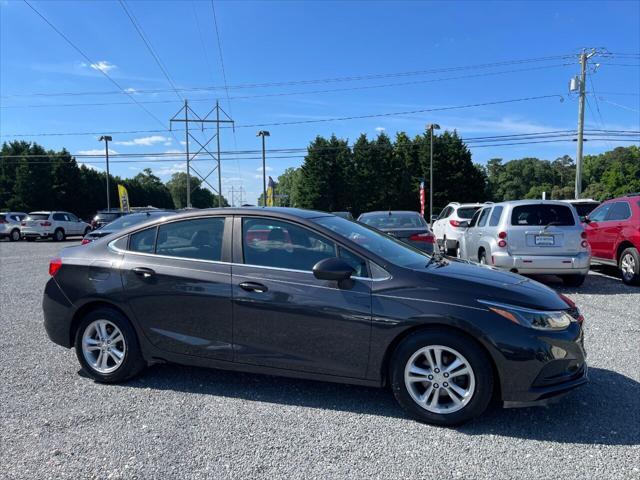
[21,211,91,242]
[0,211,28,241]
[459,200,591,286]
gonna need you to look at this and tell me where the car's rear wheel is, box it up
[478,250,487,265]
[561,274,586,287]
[53,228,65,242]
[390,330,493,426]
[74,308,146,383]
[455,242,461,258]
[619,247,640,286]
[9,229,21,241]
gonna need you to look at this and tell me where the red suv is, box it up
[584,194,640,285]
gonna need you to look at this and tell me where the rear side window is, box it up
[156,218,225,261]
[511,204,575,226]
[53,213,66,221]
[129,227,157,253]
[606,202,632,221]
[488,206,503,226]
[243,218,337,271]
[469,209,482,228]
[456,207,480,219]
[477,208,491,227]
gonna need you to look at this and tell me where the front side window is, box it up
[66,213,78,222]
[338,246,368,277]
[488,206,504,226]
[156,217,225,261]
[588,203,611,222]
[606,202,632,221]
[129,227,157,253]
[243,218,337,271]
[477,208,491,227]
[510,204,575,226]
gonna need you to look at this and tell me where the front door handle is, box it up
[239,281,268,293]
[132,267,155,279]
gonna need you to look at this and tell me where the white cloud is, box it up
[375,127,385,132]
[114,136,173,147]
[89,60,117,73]
[256,166,273,173]
[154,162,187,176]
[77,162,104,172]
[77,148,118,155]
[124,87,138,94]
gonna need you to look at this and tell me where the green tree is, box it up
[166,172,228,209]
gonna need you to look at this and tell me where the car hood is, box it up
[411,258,568,311]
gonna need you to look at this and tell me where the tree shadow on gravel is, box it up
[122,364,639,446]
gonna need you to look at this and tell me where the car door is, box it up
[64,212,81,234]
[120,216,234,360]
[471,207,492,260]
[585,203,613,259]
[601,201,632,258]
[231,216,372,378]
[433,206,451,242]
[460,209,481,259]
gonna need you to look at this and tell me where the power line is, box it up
[118,0,183,101]
[0,63,573,110]
[21,0,168,132]
[1,53,577,99]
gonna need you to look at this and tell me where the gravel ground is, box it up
[1,240,639,479]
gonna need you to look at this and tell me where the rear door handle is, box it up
[239,281,268,293]
[132,267,155,279]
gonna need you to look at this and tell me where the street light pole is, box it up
[257,131,270,206]
[426,124,440,225]
[99,135,112,210]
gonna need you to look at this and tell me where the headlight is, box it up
[479,300,574,331]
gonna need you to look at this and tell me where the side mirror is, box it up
[459,221,469,229]
[582,216,590,224]
[431,215,438,222]
[312,257,354,282]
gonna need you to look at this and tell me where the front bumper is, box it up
[491,251,591,275]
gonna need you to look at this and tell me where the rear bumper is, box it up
[22,227,52,238]
[491,251,591,275]
[43,278,74,348]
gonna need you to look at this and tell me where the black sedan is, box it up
[43,207,587,425]
[358,210,436,253]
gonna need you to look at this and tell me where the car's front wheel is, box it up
[390,330,493,426]
[75,308,146,383]
[10,229,21,241]
[619,247,640,286]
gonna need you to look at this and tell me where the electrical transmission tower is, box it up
[228,185,245,207]
[169,99,234,207]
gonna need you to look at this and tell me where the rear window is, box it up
[456,207,480,219]
[0,215,5,222]
[511,204,575,226]
[360,213,427,229]
[573,203,599,218]
[97,213,120,222]
[27,213,50,221]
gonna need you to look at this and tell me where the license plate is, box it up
[535,235,555,246]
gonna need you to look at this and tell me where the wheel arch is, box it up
[379,323,501,401]
[70,300,132,346]
[616,240,636,263]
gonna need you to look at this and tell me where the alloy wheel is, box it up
[621,253,636,281]
[81,319,126,374]
[404,345,476,414]
[11,230,20,241]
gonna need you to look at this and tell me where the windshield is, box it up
[101,212,175,230]
[96,212,121,222]
[359,212,427,229]
[511,204,575,226]
[315,216,430,268]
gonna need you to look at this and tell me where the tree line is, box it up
[0,141,228,219]
[2,137,638,219]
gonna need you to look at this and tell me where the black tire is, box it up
[478,249,487,265]
[74,307,146,383]
[26,237,36,242]
[619,247,640,286]
[53,228,65,242]
[390,329,494,426]
[561,274,586,287]
[9,229,21,242]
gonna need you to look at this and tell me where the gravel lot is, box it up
[1,240,639,479]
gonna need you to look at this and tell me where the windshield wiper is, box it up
[542,220,561,231]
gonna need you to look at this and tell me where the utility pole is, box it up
[228,186,244,207]
[170,100,234,208]
[99,135,112,210]
[257,131,270,206]
[574,49,597,199]
[426,124,440,224]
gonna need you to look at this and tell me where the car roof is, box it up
[453,203,490,208]
[359,210,421,216]
[560,199,599,204]
[490,200,576,207]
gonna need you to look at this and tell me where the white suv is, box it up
[432,202,489,256]
[0,211,28,241]
[21,211,91,241]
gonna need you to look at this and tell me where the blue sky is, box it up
[1,0,639,204]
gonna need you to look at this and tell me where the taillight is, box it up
[497,239,507,248]
[0,219,6,224]
[49,257,62,276]
[40,221,52,227]
[497,231,507,248]
[581,240,589,248]
[21,221,27,226]
[81,238,91,245]
[449,219,461,227]
[498,231,507,239]
[409,232,436,244]
[580,231,587,239]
